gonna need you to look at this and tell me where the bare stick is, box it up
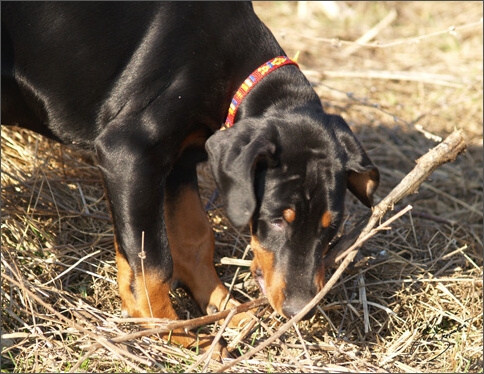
[309,70,466,88]
[105,297,267,343]
[361,129,466,238]
[138,231,155,318]
[293,19,482,49]
[76,298,267,369]
[219,129,467,372]
[187,308,237,372]
[324,129,467,268]
[343,9,397,56]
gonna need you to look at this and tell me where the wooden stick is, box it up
[292,20,482,49]
[219,129,467,372]
[343,9,397,56]
[362,129,466,235]
[73,297,267,371]
[324,129,467,268]
[303,69,465,88]
[105,297,267,342]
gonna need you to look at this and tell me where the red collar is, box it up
[222,56,299,129]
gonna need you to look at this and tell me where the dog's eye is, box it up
[270,218,285,230]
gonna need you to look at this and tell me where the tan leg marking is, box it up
[165,187,251,328]
[106,174,227,355]
[115,241,177,320]
[115,240,227,356]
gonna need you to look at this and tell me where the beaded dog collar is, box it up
[223,56,299,129]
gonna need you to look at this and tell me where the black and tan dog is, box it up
[2,2,379,350]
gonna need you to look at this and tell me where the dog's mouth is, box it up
[253,267,266,296]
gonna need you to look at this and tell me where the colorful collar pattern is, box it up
[222,56,299,129]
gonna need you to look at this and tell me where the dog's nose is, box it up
[282,300,316,320]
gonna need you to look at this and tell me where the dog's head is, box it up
[206,113,379,318]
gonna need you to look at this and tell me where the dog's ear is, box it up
[330,115,380,207]
[206,122,276,227]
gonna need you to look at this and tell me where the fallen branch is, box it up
[342,9,397,56]
[70,297,267,372]
[305,69,467,88]
[292,19,482,49]
[106,296,267,338]
[219,129,467,371]
[359,129,466,240]
[4,261,266,371]
[325,129,467,268]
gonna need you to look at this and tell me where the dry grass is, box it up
[1,2,482,372]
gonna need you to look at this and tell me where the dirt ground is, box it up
[2,2,482,373]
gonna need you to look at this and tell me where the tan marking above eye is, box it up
[283,208,296,223]
[321,211,332,228]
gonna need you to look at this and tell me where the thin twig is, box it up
[343,9,397,56]
[139,231,154,318]
[187,308,237,372]
[293,322,312,364]
[67,297,267,371]
[304,69,467,88]
[41,250,101,286]
[105,297,268,342]
[292,19,482,49]
[358,272,370,334]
